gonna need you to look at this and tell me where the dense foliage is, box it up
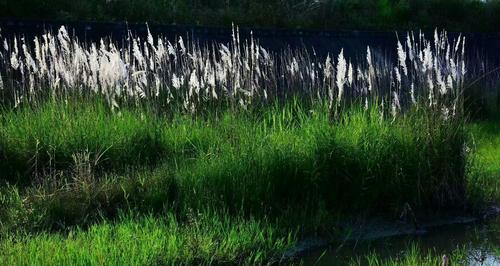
[1,0,500,31]
[0,12,498,264]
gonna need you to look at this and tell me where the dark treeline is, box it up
[1,0,500,32]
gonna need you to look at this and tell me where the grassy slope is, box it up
[1,100,495,265]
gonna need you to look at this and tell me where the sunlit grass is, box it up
[467,115,500,205]
[0,212,295,266]
[348,244,473,266]
[1,100,496,265]
[0,100,467,219]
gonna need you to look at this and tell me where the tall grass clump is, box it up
[0,100,166,182]
[0,16,495,266]
[169,103,467,215]
[0,26,471,220]
[0,101,467,233]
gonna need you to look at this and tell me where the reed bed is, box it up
[0,26,466,118]
[0,101,467,231]
[0,25,472,225]
[0,25,492,266]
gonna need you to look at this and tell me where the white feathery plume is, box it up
[34,37,46,77]
[347,61,353,86]
[324,54,332,79]
[336,49,347,102]
[461,37,466,77]
[10,37,19,70]
[435,60,447,95]
[357,67,364,82]
[366,46,374,92]
[434,29,439,54]
[147,26,154,47]
[167,40,175,56]
[423,44,433,73]
[260,47,270,61]
[291,57,299,77]
[22,41,37,73]
[57,26,71,55]
[454,35,462,53]
[324,54,334,106]
[10,51,19,70]
[392,91,400,118]
[406,33,414,61]
[132,38,145,68]
[188,70,200,97]
[428,81,434,107]
[445,43,450,62]
[178,36,186,55]
[310,63,316,82]
[172,74,181,90]
[450,58,457,81]
[394,67,401,87]
[156,38,166,64]
[397,40,407,76]
[366,46,372,67]
[143,41,151,66]
[88,43,99,92]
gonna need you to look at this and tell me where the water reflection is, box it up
[303,217,499,265]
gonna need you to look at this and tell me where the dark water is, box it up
[1,19,500,65]
[301,217,500,265]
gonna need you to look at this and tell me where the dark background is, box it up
[1,19,499,66]
[1,0,500,32]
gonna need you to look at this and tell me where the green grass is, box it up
[470,118,500,175]
[0,212,295,265]
[467,116,500,205]
[343,115,500,266]
[0,99,495,265]
[0,100,467,217]
[0,101,167,182]
[348,244,470,266]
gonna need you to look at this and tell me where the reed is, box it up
[0,22,494,266]
[0,26,465,119]
[0,100,467,231]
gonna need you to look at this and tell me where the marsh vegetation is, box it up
[0,25,498,265]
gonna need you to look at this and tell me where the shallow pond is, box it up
[301,217,500,265]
